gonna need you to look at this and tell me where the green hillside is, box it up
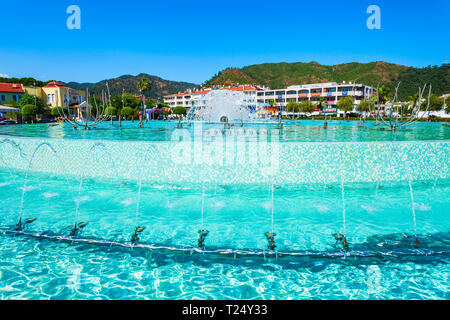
[204,62,450,99]
[66,73,198,100]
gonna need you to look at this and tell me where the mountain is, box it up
[204,62,450,99]
[65,74,198,100]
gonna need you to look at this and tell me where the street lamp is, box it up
[33,81,37,107]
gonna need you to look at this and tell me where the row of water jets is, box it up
[0,138,440,252]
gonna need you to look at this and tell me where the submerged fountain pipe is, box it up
[4,226,449,262]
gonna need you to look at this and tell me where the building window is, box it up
[0,94,5,101]
[11,95,17,101]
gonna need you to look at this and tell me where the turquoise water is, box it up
[0,121,449,300]
[0,120,449,142]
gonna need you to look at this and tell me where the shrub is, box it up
[18,94,46,114]
[299,100,315,113]
[121,107,134,119]
[104,106,117,116]
[173,106,186,115]
[21,104,39,123]
[50,107,65,117]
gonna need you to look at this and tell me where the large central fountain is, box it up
[186,89,259,122]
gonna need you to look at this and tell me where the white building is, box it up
[255,82,374,109]
[165,82,374,112]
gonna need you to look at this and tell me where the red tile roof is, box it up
[166,84,261,97]
[44,81,68,88]
[0,83,24,93]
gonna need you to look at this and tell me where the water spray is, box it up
[337,151,350,250]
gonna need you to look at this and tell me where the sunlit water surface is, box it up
[0,168,448,300]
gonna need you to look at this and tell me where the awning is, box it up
[145,109,167,113]
[0,105,20,113]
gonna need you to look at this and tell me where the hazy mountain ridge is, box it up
[66,73,198,100]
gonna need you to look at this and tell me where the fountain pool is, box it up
[0,120,449,300]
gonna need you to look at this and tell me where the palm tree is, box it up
[408,93,419,108]
[268,99,277,108]
[377,86,391,104]
[137,77,152,127]
[318,96,326,109]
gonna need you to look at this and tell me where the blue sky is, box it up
[0,0,448,84]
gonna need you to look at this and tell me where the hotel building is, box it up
[256,82,373,108]
[164,82,374,112]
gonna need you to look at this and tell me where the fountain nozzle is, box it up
[15,217,37,232]
[131,226,146,244]
[198,230,209,248]
[333,233,349,249]
[265,232,277,251]
[14,218,23,231]
[414,235,420,248]
[343,236,350,250]
[70,222,88,237]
